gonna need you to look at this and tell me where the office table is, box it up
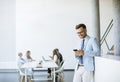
[21,60,58,82]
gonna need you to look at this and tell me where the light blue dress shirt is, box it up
[75,35,100,71]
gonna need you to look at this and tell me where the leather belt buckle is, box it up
[78,64,84,66]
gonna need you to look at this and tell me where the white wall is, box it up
[0,0,113,69]
[0,0,16,62]
[16,0,96,69]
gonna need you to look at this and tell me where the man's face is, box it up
[76,27,87,39]
[26,52,30,57]
[19,53,22,57]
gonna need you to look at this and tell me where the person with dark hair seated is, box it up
[48,48,63,78]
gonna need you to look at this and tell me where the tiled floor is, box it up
[0,70,74,82]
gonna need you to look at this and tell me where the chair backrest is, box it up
[17,65,25,76]
[55,60,65,73]
[60,59,64,67]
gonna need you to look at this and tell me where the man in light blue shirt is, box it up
[73,24,100,82]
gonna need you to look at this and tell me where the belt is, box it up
[77,64,84,70]
[78,64,84,66]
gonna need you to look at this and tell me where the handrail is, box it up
[104,39,110,50]
[100,19,113,46]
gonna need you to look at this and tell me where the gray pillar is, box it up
[90,0,100,46]
[113,0,120,56]
[90,1,100,82]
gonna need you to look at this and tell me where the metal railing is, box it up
[100,19,113,50]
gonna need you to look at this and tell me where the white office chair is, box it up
[17,66,33,82]
[52,60,65,82]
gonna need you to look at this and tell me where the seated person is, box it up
[25,50,35,62]
[48,48,63,78]
[17,52,25,67]
[24,50,35,75]
[17,52,32,82]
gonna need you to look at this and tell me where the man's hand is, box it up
[74,50,84,56]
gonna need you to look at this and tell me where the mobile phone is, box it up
[73,49,78,51]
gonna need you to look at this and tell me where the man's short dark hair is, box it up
[27,50,30,53]
[75,24,86,29]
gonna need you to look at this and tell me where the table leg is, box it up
[25,68,27,82]
[53,68,55,82]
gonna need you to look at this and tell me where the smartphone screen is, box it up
[73,49,78,51]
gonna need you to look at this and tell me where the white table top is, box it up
[21,60,58,68]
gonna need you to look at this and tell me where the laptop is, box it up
[42,56,51,61]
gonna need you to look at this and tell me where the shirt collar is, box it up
[81,35,90,41]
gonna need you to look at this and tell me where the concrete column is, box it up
[113,0,120,56]
[90,1,101,82]
[90,0,100,46]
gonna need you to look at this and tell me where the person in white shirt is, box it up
[48,48,63,78]
[24,50,35,62]
[24,50,35,76]
[17,52,25,67]
[17,52,32,82]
